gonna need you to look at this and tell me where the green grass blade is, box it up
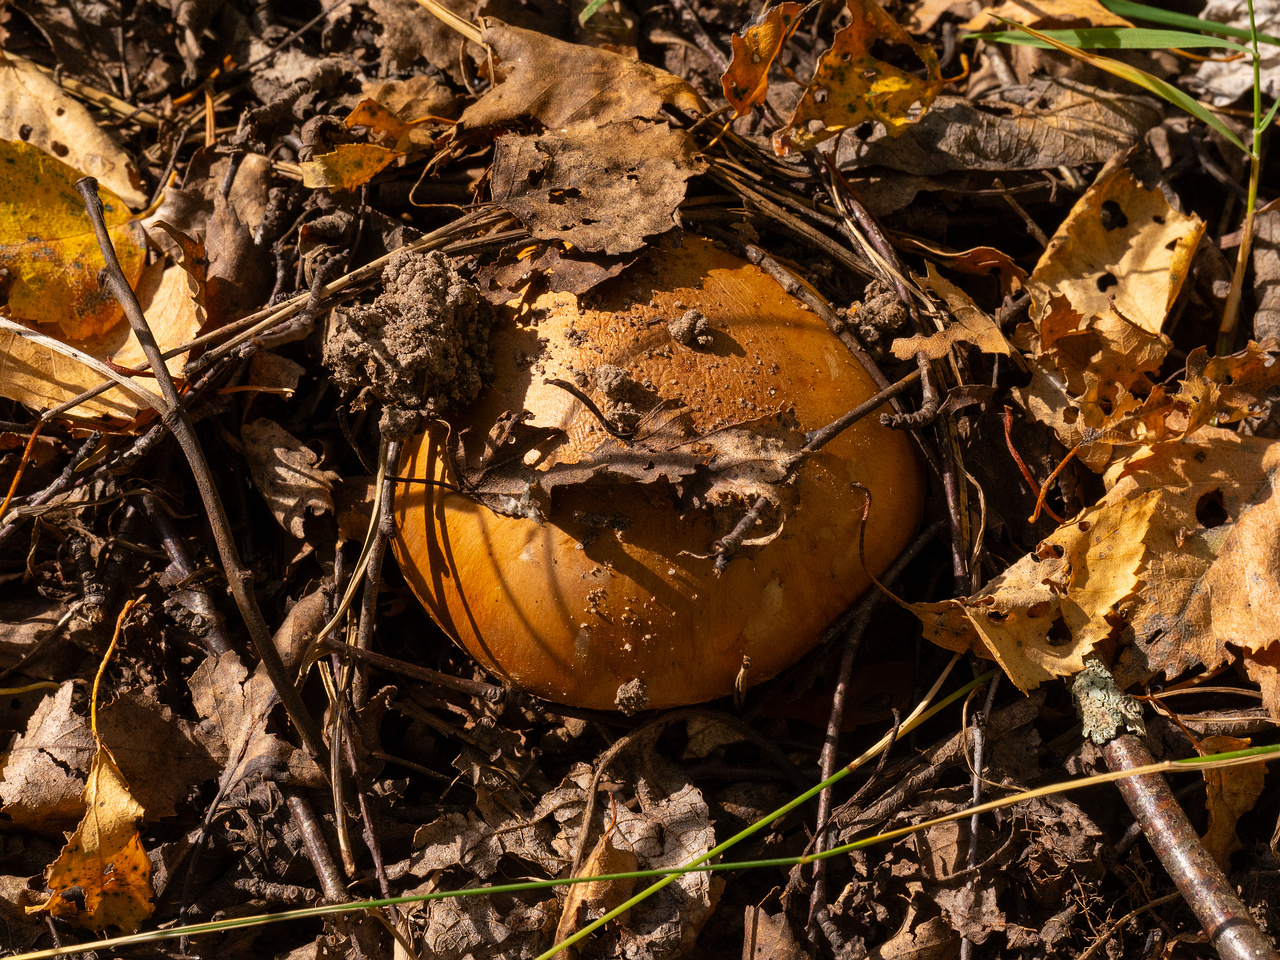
[968,27,1248,52]
[578,0,607,25]
[1101,0,1280,45]
[1004,20,1250,156]
[1261,95,1280,134]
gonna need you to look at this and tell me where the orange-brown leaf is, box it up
[720,3,803,117]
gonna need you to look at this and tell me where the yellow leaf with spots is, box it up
[28,742,154,932]
[773,0,941,155]
[912,491,1157,690]
[0,139,147,340]
[300,143,401,192]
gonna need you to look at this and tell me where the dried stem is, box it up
[76,177,328,766]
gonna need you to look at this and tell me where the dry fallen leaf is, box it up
[966,0,1132,30]
[840,77,1161,175]
[1027,150,1204,366]
[720,2,804,117]
[242,418,339,538]
[774,0,941,155]
[490,120,704,256]
[551,818,638,958]
[457,20,706,132]
[891,263,1012,360]
[0,56,147,209]
[0,682,94,833]
[0,138,147,340]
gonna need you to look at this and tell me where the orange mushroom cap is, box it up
[393,236,924,710]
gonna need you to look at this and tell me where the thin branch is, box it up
[76,176,328,766]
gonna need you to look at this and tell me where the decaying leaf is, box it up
[1200,735,1265,869]
[839,77,1161,175]
[28,743,154,932]
[457,20,706,133]
[891,263,1012,360]
[242,418,339,538]
[720,2,804,117]
[551,819,638,956]
[0,138,147,340]
[490,120,704,255]
[0,56,147,208]
[913,490,1157,691]
[774,0,941,155]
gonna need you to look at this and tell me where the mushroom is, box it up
[392,236,924,710]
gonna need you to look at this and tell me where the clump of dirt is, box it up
[853,278,910,358]
[324,249,492,413]
[668,307,713,347]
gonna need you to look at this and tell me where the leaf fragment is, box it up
[720,2,804,117]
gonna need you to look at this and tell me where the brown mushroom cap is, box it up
[392,236,924,710]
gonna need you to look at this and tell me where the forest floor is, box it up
[1,0,1279,958]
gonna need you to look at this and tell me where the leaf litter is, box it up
[3,0,1280,957]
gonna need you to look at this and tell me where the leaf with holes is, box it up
[720,2,804,117]
[28,743,154,932]
[773,0,941,155]
[912,490,1157,690]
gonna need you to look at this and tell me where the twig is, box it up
[76,177,328,766]
[1073,662,1278,960]
[1104,734,1276,960]
[803,520,945,944]
[143,492,233,655]
[959,672,1001,960]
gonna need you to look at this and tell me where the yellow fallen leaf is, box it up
[913,490,1157,690]
[300,142,401,192]
[0,257,202,419]
[0,56,148,209]
[0,138,147,340]
[27,743,154,932]
[29,601,153,933]
[1028,149,1204,378]
[773,0,941,155]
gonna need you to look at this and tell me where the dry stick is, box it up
[958,673,1002,960]
[284,790,348,904]
[142,492,233,656]
[76,177,328,765]
[1105,737,1274,960]
[1075,662,1278,960]
[350,437,403,710]
[1104,734,1278,960]
[805,520,945,942]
